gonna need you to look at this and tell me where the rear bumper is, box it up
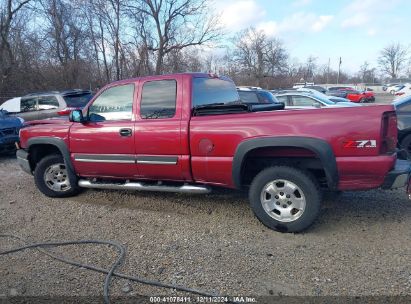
[16,149,32,175]
[381,159,411,189]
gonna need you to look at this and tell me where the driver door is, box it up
[69,81,139,178]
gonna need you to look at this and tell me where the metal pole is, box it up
[326,58,330,86]
[337,57,342,84]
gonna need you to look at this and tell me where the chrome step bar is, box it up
[78,180,211,194]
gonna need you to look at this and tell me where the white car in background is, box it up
[387,84,404,95]
[0,97,21,113]
[394,83,411,99]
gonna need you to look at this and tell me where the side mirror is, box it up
[69,110,85,123]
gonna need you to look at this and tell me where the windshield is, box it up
[63,92,93,108]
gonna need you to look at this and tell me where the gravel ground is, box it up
[1,154,411,300]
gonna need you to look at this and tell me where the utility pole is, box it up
[337,57,342,84]
[326,58,330,85]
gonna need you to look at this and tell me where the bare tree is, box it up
[0,0,33,88]
[41,0,87,86]
[233,27,288,87]
[128,0,221,74]
[378,43,409,79]
[359,61,369,82]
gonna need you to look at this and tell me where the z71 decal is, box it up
[344,140,377,148]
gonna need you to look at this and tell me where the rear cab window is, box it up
[140,80,177,119]
[192,77,240,108]
[64,93,93,108]
[238,91,259,104]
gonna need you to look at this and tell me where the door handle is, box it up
[119,128,132,137]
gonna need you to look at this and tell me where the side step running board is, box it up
[78,180,211,194]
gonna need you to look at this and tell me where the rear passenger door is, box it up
[18,96,39,121]
[134,75,187,181]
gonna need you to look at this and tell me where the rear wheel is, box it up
[249,166,322,233]
[34,154,81,197]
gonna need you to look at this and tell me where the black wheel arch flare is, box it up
[232,136,339,190]
[27,137,75,174]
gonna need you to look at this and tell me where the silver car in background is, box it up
[0,90,93,121]
[273,91,361,109]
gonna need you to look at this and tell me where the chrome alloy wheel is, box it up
[43,163,71,192]
[260,179,306,223]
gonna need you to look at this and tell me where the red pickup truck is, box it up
[16,73,411,232]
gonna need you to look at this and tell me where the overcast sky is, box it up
[214,0,410,74]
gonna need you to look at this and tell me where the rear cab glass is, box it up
[140,80,177,119]
[192,77,240,108]
[63,93,93,108]
[238,91,259,104]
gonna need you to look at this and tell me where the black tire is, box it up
[34,154,81,198]
[249,166,322,233]
[359,98,366,103]
[400,134,411,158]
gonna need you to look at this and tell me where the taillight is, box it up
[381,111,397,154]
[395,92,405,96]
[57,107,78,115]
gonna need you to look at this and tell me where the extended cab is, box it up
[16,73,411,232]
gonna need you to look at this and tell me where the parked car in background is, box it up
[296,88,352,103]
[0,110,24,154]
[0,90,93,121]
[302,85,327,94]
[292,82,314,89]
[327,87,349,98]
[387,84,404,95]
[362,89,375,102]
[393,95,411,156]
[237,87,280,104]
[273,92,361,109]
[383,83,398,92]
[394,84,411,99]
[328,87,371,103]
[345,89,369,103]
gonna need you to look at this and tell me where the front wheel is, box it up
[34,154,81,198]
[249,166,322,233]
